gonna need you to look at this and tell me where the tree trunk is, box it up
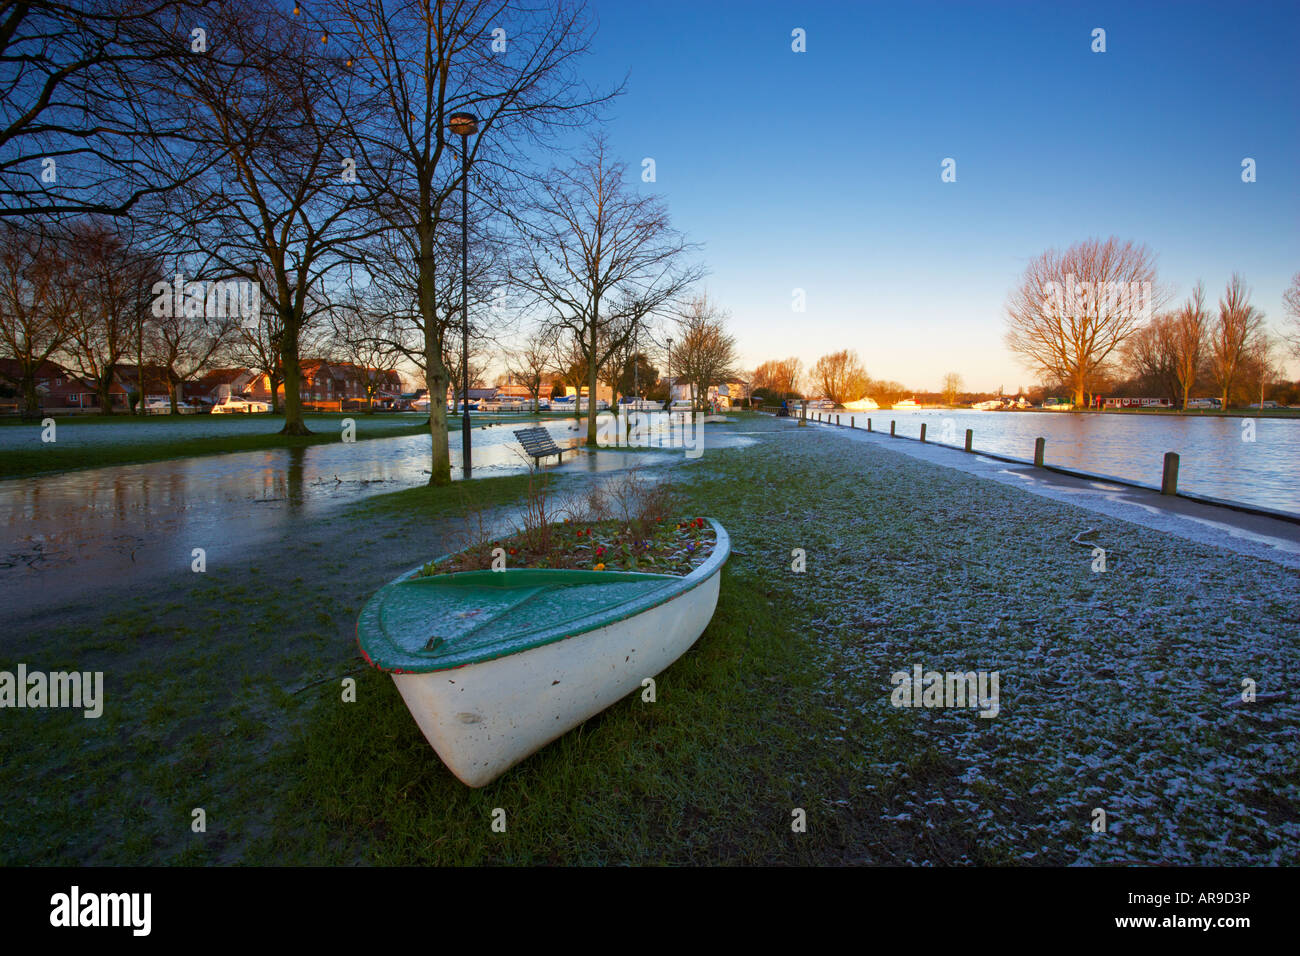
[20,372,39,418]
[425,323,452,486]
[279,319,311,435]
[168,380,180,414]
[98,380,114,415]
[585,322,599,447]
[270,374,282,414]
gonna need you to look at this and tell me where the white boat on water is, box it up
[892,398,919,409]
[356,520,731,786]
[843,397,879,411]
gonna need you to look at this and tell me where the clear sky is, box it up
[576,0,1300,391]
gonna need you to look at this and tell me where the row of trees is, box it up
[751,350,909,406]
[1005,237,1299,408]
[1,1,731,483]
[0,215,429,415]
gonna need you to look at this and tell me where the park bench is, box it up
[514,426,567,467]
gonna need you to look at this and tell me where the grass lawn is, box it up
[3,414,1296,864]
[0,413,437,480]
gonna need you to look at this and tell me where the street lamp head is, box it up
[448,112,479,137]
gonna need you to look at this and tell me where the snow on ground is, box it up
[804,417,1300,570]
[689,417,1300,864]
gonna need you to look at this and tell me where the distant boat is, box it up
[844,397,879,411]
[971,400,1003,411]
[893,398,919,409]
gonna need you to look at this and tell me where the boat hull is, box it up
[389,561,723,787]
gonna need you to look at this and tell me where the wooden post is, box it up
[850,416,854,428]
[1161,451,1180,495]
[836,414,840,426]
[1034,437,1045,467]
[964,428,973,452]
[868,418,872,431]
[920,423,927,442]
[890,420,896,436]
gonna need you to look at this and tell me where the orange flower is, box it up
[593,562,606,571]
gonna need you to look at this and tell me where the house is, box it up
[0,358,65,399]
[195,368,258,404]
[495,382,534,401]
[238,360,404,407]
[113,365,183,404]
[562,383,613,403]
[41,365,132,410]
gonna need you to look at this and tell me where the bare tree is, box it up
[328,293,404,413]
[941,371,963,406]
[505,328,552,412]
[752,357,802,398]
[230,298,286,413]
[1005,237,1166,408]
[151,300,235,413]
[155,1,369,435]
[1210,274,1265,408]
[1282,271,1300,360]
[0,220,75,415]
[443,337,489,414]
[1245,333,1280,409]
[1168,282,1208,410]
[811,349,870,405]
[550,329,589,418]
[673,294,737,411]
[518,138,701,445]
[318,0,611,484]
[60,220,155,414]
[0,0,217,219]
[1123,314,1181,405]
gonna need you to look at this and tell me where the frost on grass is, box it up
[688,418,1299,865]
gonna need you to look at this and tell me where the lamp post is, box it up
[448,111,478,477]
[666,336,673,411]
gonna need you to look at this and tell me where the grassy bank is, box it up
[0,413,437,479]
[3,417,1296,864]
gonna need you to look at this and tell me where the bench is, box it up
[514,426,567,467]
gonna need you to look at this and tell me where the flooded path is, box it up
[0,417,751,619]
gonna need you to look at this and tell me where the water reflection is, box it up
[849,409,1299,514]
[0,418,753,616]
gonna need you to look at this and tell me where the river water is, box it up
[815,408,1299,515]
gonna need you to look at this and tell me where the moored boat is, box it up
[356,519,730,786]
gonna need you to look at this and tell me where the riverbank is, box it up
[2,414,1295,864]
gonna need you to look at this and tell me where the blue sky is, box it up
[577,0,1300,390]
